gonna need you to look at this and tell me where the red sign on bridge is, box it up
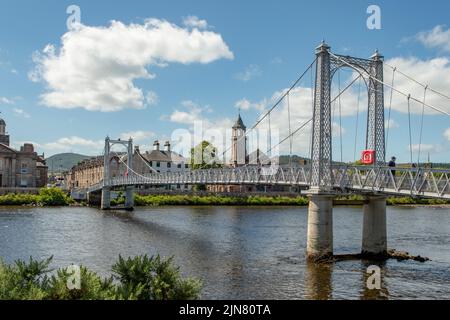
[361,150,375,165]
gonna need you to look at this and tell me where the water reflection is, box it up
[305,261,333,300]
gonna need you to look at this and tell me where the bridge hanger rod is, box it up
[136,148,158,173]
[329,51,450,117]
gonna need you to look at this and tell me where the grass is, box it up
[0,254,201,300]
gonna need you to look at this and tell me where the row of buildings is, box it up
[65,139,190,191]
[65,114,287,194]
[0,118,48,192]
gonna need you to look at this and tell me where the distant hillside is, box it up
[46,153,91,172]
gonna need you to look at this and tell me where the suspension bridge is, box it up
[85,42,450,261]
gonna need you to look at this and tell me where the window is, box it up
[20,178,27,187]
[156,162,160,167]
[177,164,181,169]
[21,162,28,174]
[185,164,189,169]
[149,161,153,166]
[167,162,171,168]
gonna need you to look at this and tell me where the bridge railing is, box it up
[86,165,449,199]
[333,165,450,199]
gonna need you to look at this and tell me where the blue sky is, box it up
[0,0,449,163]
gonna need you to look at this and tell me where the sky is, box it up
[0,0,449,163]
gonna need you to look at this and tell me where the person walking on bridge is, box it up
[388,156,396,177]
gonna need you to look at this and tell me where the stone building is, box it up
[0,118,47,189]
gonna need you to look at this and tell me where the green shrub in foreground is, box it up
[0,255,202,300]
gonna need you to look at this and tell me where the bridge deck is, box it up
[85,165,450,200]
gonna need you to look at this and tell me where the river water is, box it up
[0,205,449,299]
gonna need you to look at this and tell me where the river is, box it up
[1,205,449,299]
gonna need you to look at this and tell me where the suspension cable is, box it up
[417,86,428,167]
[136,148,158,173]
[385,67,396,161]
[266,118,313,156]
[338,70,343,163]
[384,62,450,102]
[213,58,318,167]
[353,77,362,162]
[268,112,272,159]
[287,92,293,167]
[329,51,450,117]
[407,95,414,166]
[310,65,314,160]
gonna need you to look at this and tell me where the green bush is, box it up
[0,188,73,207]
[38,188,73,206]
[387,197,450,205]
[112,255,202,300]
[0,193,39,206]
[0,255,201,300]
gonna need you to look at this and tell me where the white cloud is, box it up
[384,56,450,115]
[416,25,450,52]
[169,100,204,124]
[30,19,233,112]
[167,100,234,159]
[409,143,443,154]
[17,131,155,156]
[444,127,450,141]
[0,97,14,105]
[385,119,399,130]
[44,136,104,152]
[271,57,283,64]
[235,64,262,82]
[13,108,31,118]
[119,130,155,142]
[183,16,208,29]
[145,91,159,106]
[235,98,266,112]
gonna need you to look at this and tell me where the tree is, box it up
[190,141,222,170]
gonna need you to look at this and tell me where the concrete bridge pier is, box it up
[100,187,111,210]
[306,193,334,261]
[361,196,387,256]
[124,186,134,210]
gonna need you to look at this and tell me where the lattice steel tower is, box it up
[310,42,386,191]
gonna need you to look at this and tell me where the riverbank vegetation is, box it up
[0,254,201,300]
[0,189,448,207]
[132,194,310,206]
[335,195,449,206]
[0,188,73,206]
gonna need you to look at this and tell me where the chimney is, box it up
[153,140,160,151]
[164,141,171,152]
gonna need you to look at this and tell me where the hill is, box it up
[46,153,91,172]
